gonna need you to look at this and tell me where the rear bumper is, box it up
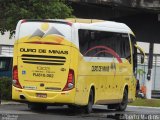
[12,86,75,104]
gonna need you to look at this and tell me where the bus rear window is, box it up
[18,22,71,41]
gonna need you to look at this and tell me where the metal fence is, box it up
[137,54,160,90]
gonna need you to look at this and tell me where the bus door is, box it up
[114,33,132,99]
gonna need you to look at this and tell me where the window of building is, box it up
[0,57,12,71]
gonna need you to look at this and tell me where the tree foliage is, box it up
[0,77,12,100]
[0,0,73,36]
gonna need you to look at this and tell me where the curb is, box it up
[0,101,24,105]
[128,105,160,109]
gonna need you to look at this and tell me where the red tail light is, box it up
[63,69,75,91]
[67,22,72,26]
[21,19,26,23]
[12,66,22,89]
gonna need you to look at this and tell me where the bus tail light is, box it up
[63,69,75,91]
[12,66,22,89]
[21,19,26,23]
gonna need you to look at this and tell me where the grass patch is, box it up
[129,98,160,107]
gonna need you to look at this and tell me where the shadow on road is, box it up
[26,106,127,120]
[1,104,160,120]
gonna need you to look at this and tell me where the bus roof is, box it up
[66,18,134,35]
[17,18,135,37]
[22,18,133,31]
[66,18,105,23]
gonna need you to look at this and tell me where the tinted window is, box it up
[79,29,131,61]
[0,57,12,71]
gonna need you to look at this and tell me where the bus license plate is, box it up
[36,93,47,98]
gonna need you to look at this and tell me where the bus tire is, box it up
[84,89,94,114]
[116,89,128,111]
[28,103,47,111]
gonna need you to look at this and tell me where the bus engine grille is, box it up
[21,54,66,65]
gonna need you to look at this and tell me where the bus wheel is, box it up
[116,89,128,111]
[28,103,47,111]
[84,89,94,114]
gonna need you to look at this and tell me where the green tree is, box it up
[0,0,73,36]
[0,77,12,100]
[137,68,146,85]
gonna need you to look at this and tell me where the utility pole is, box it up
[146,43,154,99]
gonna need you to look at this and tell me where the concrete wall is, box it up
[70,0,160,8]
[114,13,160,44]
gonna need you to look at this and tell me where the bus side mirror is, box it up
[134,44,145,64]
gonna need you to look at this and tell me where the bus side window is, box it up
[118,33,131,63]
[79,29,131,61]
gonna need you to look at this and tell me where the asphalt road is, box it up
[0,104,160,120]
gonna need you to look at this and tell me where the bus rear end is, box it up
[12,20,75,105]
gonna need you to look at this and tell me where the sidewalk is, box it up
[1,100,24,105]
[94,104,160,110]
[128,105,160,109]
